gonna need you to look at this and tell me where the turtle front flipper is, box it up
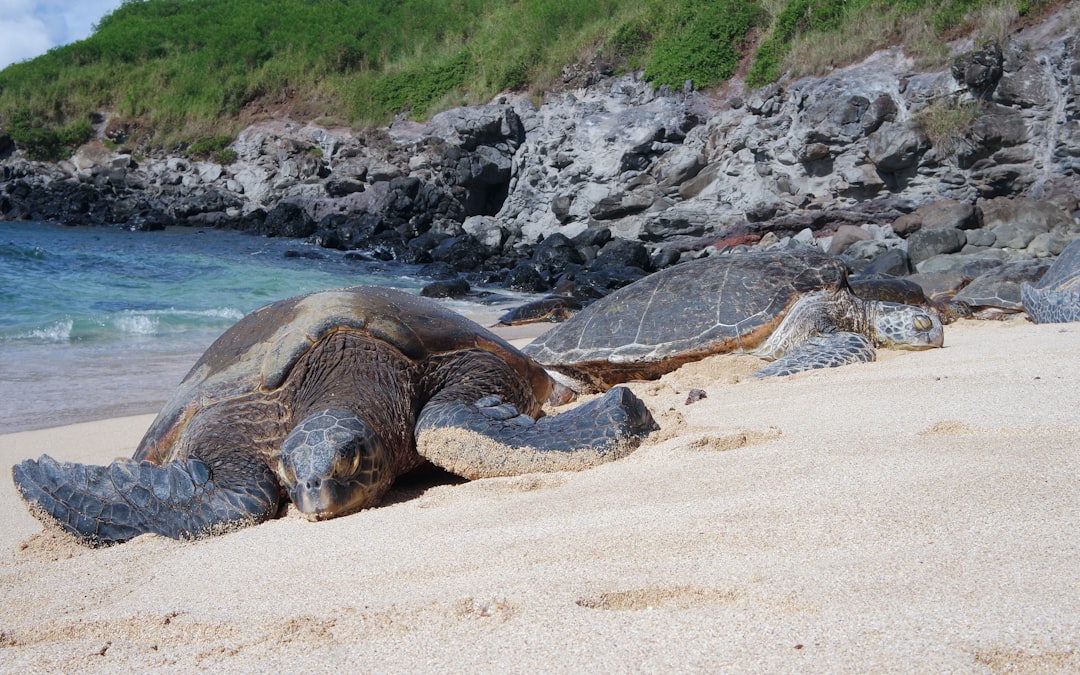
[754,331,875,378]
[12,453,280,547]
[1021,284,1080,324]
[415,386,658,479]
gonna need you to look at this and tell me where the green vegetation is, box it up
[0,0,1052,158]
[6,109,92,161]
[914,97,982,156]
[749,0,1057,86]
[184,135,238,164]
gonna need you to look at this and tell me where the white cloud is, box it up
[0,0,125,70]
[0,16,53,69]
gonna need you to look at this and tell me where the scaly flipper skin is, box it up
[754,331,874,378]
[12,453,280,547]
[1021,285,1080,324]
[414,387,658,478]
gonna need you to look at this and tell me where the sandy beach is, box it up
[1,317,1077,672]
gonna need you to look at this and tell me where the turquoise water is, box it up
[0,221,513,433]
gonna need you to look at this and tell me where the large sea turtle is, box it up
[12,287,656,546]
[522,248,944,392]
[1021,237,1080,323]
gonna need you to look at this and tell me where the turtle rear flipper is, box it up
[415,387,657,479]
[12,454,280,547]
[754,331,874,378]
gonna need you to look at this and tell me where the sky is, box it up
[0,0,124,70]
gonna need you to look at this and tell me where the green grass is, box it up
[0,0,1048,158]
[914,97,982,156]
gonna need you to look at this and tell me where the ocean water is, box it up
[0,221,513,434]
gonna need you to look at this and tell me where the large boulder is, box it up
[908,227,967,265]
[260,201,316,238]
[980,197,1073,249]
[868,122,930,172]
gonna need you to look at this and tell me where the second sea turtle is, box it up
[522,248,944,392]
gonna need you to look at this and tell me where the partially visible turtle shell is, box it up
[850,277,927,305]
[906,271,973,303]
[1028,237,1080,294]
[1022,237,1080,323]
[852,275,974,324]
[522,249,847,389]
[498,296,581,325]
[138,287,552,462]
[954,259,1052,312]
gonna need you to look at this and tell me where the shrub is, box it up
[184,135,235,161]
[645,0,766,89]
[7,111,93,161]
[913,98,981,157]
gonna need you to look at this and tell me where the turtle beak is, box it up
[290,476,335,519]
[290,476,360,520]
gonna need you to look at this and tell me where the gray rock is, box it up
[551,195,573,223]
[589,187,657,220]
[1028,231,1077,257]
[860,247,911,276]
[677,162,722,200]
[261,201,316,238]
[639,208,711,242]
[462,215,507,250]
[324,177,365,197]
[868,122,929,172]
[915,199,979,229]
[995,43,1050,108]
[827,224,872,255]
[964,227,997,247]
[916,251,1010,275]
[652,145,706,189]
[951,42,1003,95]
[908,227,966,265]
[981,196,1072,249]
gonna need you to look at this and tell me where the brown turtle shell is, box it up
[135,287,552,462]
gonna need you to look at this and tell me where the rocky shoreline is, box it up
[2,9,1078,303]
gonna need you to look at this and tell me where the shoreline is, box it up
[0,291,545,435]
[2,318,1078,671]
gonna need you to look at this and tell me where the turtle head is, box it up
[278,409,392,520]
[870,302,944,350]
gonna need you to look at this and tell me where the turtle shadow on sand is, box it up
[11,287,657,547]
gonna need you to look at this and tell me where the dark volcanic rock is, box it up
[592,238,652,271]
[430,233,488,272]
[261,201,316,238]
[502,263,550,293]
[532,233,585,276]
[421,277,471,298]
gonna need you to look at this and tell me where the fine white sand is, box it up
[1,318,1077,672]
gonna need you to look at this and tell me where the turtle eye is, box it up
[336,438,364,478]
[914,314,933,331]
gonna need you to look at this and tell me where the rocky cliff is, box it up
[2,8,1078,299]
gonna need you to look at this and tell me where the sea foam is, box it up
[26,319,74,342]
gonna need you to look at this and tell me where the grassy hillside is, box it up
[0,0,1054,159]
